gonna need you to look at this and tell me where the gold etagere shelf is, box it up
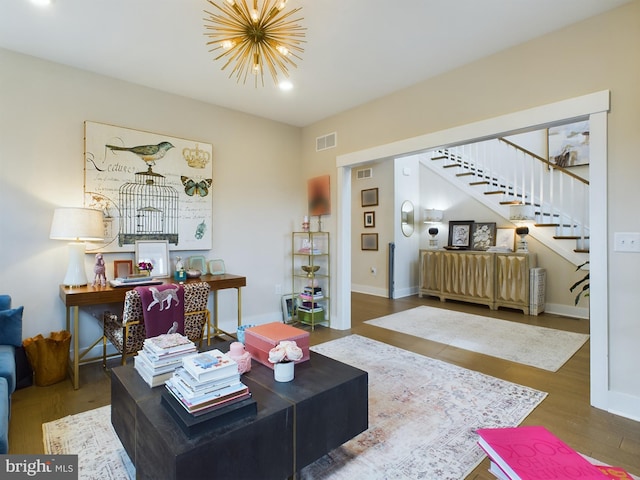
[291,231,330,330]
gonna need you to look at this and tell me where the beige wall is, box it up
[0,49,304,349]
[301,1,640,417]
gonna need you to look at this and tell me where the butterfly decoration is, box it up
[181,176,213,197]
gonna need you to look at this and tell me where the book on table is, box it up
[476,426,610,479]
[165,378,250,415]
[181,350,238,382]
[144,333,196,357]
[134,356,176,388]
[593,465,635,479]
[169,370,242,401]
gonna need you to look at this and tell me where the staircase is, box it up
[421,137,590,266]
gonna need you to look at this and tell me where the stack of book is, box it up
[476,426,634,479]
[298,286,323,314]
[165,350,251,416]
[134,333,197,388]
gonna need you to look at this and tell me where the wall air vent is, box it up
[316,132,337,152]
[356,168,373,180]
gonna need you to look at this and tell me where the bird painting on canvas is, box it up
[105,141,174,167]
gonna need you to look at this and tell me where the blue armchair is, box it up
[0,295,31,454]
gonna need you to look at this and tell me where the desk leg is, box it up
[208,290,219,346]
[67,306,80,390]
[237,287,242,327]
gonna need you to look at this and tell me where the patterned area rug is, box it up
[42,335,547,480]
[43,405,135,480]
[365,306,589,371]
[301,335,547,479]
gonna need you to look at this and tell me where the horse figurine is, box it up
[92,253,107,287]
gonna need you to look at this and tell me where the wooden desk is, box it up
[59,274,246,389]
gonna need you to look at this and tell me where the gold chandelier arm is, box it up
[204,0,305,87]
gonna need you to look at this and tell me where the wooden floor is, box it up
[10,293,640,478]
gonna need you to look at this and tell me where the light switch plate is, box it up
[614,232,640,252]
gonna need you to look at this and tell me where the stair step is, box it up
[500,200,524,205]
[574,249,590,253]
[535,223,560,227]
[456,172,475,177]
[443,164,460,169]
[554,236,590,240]
[469,181,489,186]
[484,190,506,195]
[431,155,448,160]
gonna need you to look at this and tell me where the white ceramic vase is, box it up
[274,361,294,382]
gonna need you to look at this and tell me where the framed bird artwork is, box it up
[84,121,213,253]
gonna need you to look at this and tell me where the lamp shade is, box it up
[509,204,535,222]
[50,208,104,287]
[50,208,104,241]
[423,209,444,223]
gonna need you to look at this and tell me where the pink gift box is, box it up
[244,322,310,369]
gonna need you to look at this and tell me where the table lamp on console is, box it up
[49,207,104,287]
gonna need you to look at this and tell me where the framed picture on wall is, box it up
[447,221,474,249]
[361,188,379,207]
[361,233,379,251]
[548,120,590,167]
[364,211,375,228]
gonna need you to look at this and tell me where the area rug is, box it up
[301,335,547,479]
[42,336,547,480]
[364,306,589,371]
[43,405,135,480]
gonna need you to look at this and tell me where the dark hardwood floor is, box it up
[9,293,640,478]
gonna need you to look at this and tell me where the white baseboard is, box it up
[607,390,640,422]
[542,302,589,320]
[351,284,389,298]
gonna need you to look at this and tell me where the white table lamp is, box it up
[50,207,104,287]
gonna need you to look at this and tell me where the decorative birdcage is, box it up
[118,168,179,246]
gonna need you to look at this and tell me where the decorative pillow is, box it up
[0,296,10,311]
[0,306,23,347]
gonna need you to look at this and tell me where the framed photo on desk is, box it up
[135,240,169,278]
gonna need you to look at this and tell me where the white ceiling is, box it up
[0,0,630,127]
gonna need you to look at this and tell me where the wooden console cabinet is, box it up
[419,249,536,314]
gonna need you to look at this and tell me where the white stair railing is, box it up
[425,137,589,264]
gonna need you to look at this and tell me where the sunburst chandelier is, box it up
[203,0,305,87]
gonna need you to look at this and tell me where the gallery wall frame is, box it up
[447,221,474,249]
[364,211,375,228]
[134,240,170,278]
[548,120,590,167]
[361,188,379,207]
[84,121,213,253]
[361,233,379,251]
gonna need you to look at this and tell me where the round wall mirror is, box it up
[401,200,414,237]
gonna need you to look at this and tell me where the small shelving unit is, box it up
[291,231,330,330]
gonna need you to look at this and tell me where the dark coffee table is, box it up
[111,347,368,480]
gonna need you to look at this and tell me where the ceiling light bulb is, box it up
[221,40,235,50]
[276,45,289,56]
[276,0,288,10]
[279,80,293,91]
[224,0,235,5]
[251,8,259,22]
